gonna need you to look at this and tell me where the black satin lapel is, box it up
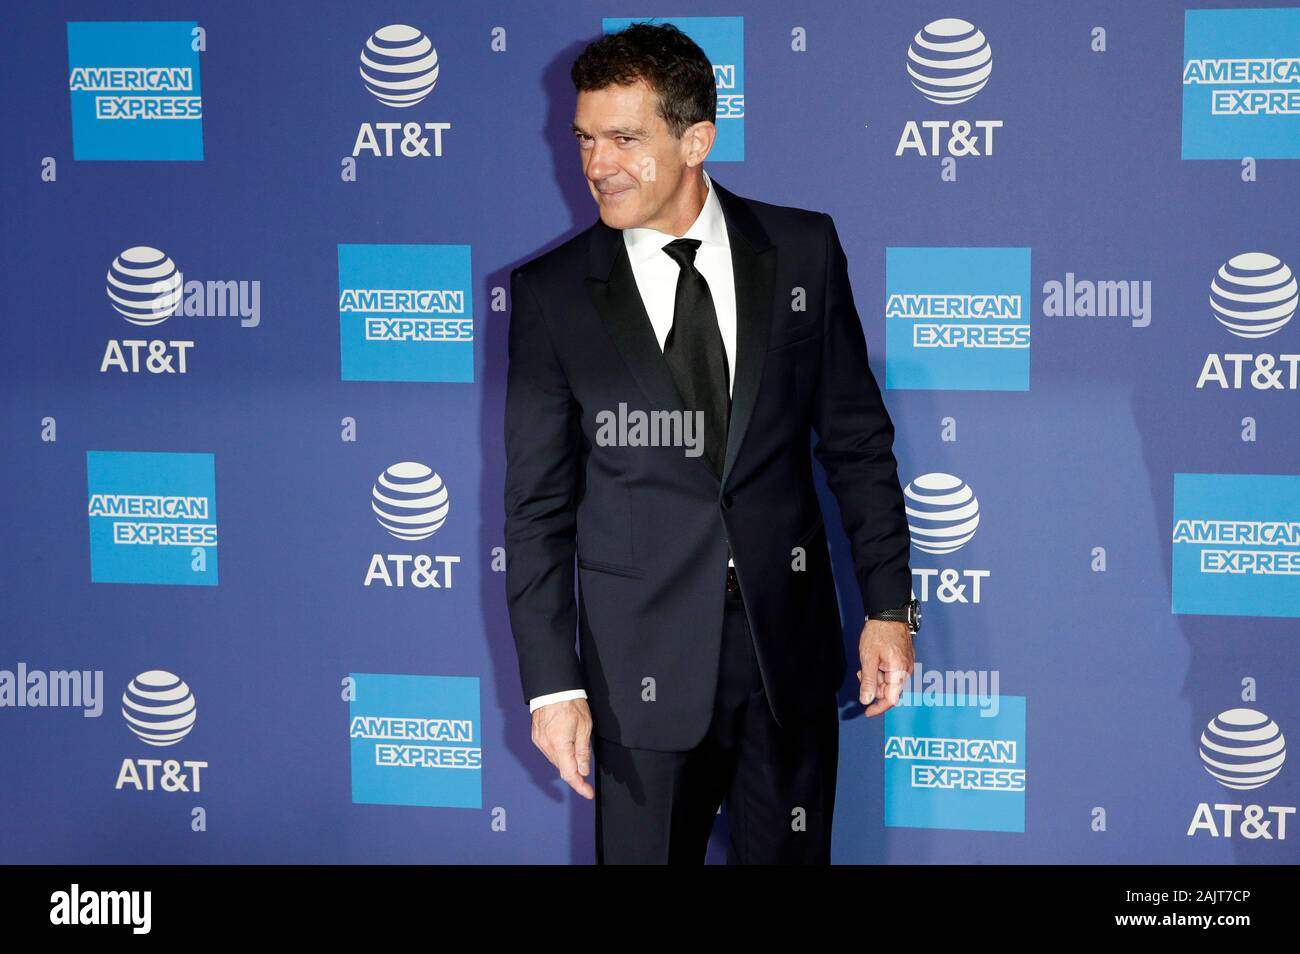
[584,237,687,418]
[720,231,776,488]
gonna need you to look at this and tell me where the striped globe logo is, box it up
[1209,252,1297,339]
[1199,708,1286,790]
[121,670,197,747]
[907,18,992,106]
[360,24,440,107]
[105,246,182,326]
[905,472,981,555]
[372,461,450,540]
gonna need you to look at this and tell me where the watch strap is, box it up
[869,607,910,622]
[868,599,920,635]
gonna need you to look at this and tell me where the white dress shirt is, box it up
[529,169,735,713]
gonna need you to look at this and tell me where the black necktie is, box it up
[661,238,730,479]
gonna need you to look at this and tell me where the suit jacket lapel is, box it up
[584,174,776,488]
[585,236,688,420]
[715,179,776,488]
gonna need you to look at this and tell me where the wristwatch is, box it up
[868,598,921,636]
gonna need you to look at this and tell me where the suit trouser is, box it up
[592,576,840,864]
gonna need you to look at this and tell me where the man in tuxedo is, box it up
[504,22,919,864]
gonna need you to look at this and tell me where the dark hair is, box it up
[571,22,716,139]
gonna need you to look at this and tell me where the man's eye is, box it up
[574,134,634,145]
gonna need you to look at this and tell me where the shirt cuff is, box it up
[529,689,588,712]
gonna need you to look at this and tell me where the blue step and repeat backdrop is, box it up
[1,0,1297,864]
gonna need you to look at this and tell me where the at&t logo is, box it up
[363,462,461,588]
[1196,253,1299,390]
[101,247,193,374]
[352,25,451,159]
[1188,707,1293,841]
[905,472,990,604]
[114,670,208,794]
[896,18,1003,159]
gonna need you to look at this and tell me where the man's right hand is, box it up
[531,698,594,799]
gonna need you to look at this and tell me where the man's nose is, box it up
[586,138,619,181]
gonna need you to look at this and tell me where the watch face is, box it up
[911,600,922,629]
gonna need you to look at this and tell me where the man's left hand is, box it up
[856,619,914,717]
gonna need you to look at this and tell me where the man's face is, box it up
[572,79,701,233]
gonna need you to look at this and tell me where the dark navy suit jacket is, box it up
[503,175,912,751]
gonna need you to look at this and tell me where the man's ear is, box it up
[685,121,717,165]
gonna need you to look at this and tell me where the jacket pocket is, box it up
[766,330,821,353]
[577,556,645,580]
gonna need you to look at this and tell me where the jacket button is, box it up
[721,493,734,509]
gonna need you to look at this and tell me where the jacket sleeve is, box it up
[810,212,913,616]
[503,266,586,703]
